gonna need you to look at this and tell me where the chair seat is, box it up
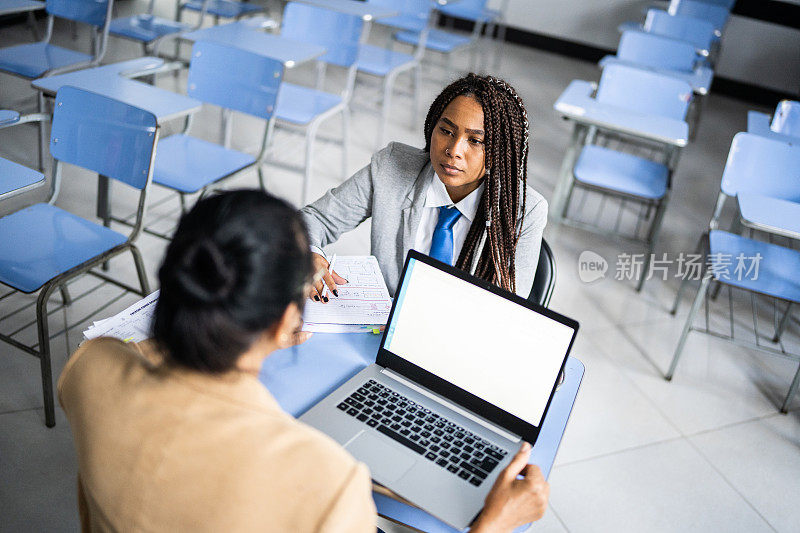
[0,203,126,293]
[574,145,668,200]
[275,83,343,125]
[394,29,472,53]
[183,0,263,18]
[153,134,256,194]
[109,15,191,43]
[0,157,45,197]
[0,43,91,79]
[357,44,414,76]
[709,230,800,304]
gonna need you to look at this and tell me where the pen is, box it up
[321,254,337,300]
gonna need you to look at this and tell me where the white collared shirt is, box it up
[413,169,485,263]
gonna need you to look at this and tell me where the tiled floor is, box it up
[1,2,798,532]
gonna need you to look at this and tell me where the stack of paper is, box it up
[83,290,159,343]
[303,256,392,333]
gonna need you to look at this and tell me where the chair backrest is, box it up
[367,0,432,32]
[617,30,698,73]
[447,0,488,11]
[596,64,693,120]
[670,0,734,9]
[720,133,800,201]
[528,238,556,308]
[281,2,363,68]
[47,0,112,27]
[187,41,283,120]
[643,9,716,52]
[772,100,800,138]
[669,0,729,33]
[50,86,158,191]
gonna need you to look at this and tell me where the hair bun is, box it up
[175,238,237,305]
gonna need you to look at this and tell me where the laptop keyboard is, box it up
[337,379,508,487]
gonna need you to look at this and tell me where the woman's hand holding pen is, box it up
[309,252,347,303]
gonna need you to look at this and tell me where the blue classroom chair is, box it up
[600,30,712,95]
[669,0,730,37]
[437,0,509,68]
[560,64,693,291]
[641,9,717,58]
[110,0,210,55]
[669,133,800,413]
[0,87,158,428]
[180,0,263,24]
[748,100,800,143]
[376,0,477,72]
[357,0,432,148]
[123,40,283,239]
[272,1,364,204]
[0,0,114,170]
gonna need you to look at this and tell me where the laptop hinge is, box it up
[381,369,521,443]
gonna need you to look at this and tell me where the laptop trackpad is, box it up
[345,432,416,482]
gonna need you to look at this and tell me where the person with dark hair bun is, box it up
[59,189,549,531]
[303,73,547,301]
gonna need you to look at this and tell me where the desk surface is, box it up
[0,0,44,16]
[31,58,201,123]
[182,22,326,68]
[294,0,398,20]
[554,80,689,147]
[260,332,584,532]
[738,193,800,241]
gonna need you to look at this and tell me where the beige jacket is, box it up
[58,338,376,532]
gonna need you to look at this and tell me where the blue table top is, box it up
[293,0,398,21]
[0,0,44,16]
[182,22,326,68]
[260,332,584,532]
[737,193,800,241]
[32,58,201,123]
[0,156,45,197]
[554,79,689,147]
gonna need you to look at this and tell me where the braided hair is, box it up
[424,74,530,293]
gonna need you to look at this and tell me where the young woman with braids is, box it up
[303,74,547,300]
[58,190,549,531]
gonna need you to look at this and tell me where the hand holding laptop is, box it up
[472,442,550,532]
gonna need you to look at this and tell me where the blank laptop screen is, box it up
[383,258,574,427]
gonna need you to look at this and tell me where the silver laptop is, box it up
[300,250,579,529]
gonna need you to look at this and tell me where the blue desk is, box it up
[32,57,202,123]
[551,79,689,222]
[261,332,584,532]
[598,56,713,96]
[182,21,326,68]
[0,0,43,16]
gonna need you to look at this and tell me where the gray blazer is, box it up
[301,142,548,297]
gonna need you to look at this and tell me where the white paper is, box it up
[83,290,159,343]
[302,256,392,327]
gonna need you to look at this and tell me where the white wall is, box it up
[495,0,800,95]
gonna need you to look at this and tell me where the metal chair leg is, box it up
[666,274,711,381]
[37,92,47,172]
[130,244,151,296]
[671,235,705,315]
[379,72,397,149]
[637,199,667,292]
[412,65,421,130]
[59,284,72,306]
[302,122,321,205]
[781,360,800,413]
[773,302,793,343]
[341,109,350,180]
[257,165,267,191]
[36,284,58,428]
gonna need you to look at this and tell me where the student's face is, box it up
[429,95,486,202]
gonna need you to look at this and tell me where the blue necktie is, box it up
[429,206,462,265]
